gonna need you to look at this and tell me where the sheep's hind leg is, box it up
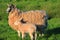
[39,28,45,37]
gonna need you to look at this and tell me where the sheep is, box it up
[19,9,48,36]
[7,4,37,40]
[6,4,48,37]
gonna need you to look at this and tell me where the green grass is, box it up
[0,0,60,40]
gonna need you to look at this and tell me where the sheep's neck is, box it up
[8,9,19,26]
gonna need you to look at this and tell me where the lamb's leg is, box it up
[35,33,37,40]
[33,32,37,40]
[17,31,20,37]
[22,32,25,40]
[29,33,33,40]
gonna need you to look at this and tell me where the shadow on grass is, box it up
[0,38,5,40]
[0,38,4,40]
[46,27,60,37]
[40,27,60,40]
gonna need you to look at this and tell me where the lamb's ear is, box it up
[19,18,23,21]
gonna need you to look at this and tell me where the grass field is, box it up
[0,0,60,40]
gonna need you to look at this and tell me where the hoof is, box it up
[39,34,44,37]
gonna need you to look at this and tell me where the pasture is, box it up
[0,0,60,40]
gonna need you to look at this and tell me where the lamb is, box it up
[6,4,48,37]
[14,18,36,40]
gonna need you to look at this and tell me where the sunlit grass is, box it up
[0,0,60,40]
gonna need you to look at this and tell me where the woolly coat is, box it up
[8,8,47,30]
[19,10,47,26]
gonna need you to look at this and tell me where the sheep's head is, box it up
[6,4,16,13]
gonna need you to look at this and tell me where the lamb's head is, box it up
[6,4,16,13]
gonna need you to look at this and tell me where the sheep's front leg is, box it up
[17,31,20,37]
[22,32,25,40]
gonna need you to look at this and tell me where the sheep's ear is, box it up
[11,4,16,8]
[7,4,16,8]
[13,4,16,8]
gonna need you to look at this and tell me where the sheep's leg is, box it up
[29,33,33,40]
[41,27,45,36]
[17,31,20,37]
[35,33,37,40]
[41,33,44,36]
[39,27,45,37]
[22,32,25,40]
[39,33,44,37]
[33,32,37,40]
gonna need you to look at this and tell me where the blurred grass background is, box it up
[0,0,60,40]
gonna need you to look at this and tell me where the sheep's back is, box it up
[19,10,46,25]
